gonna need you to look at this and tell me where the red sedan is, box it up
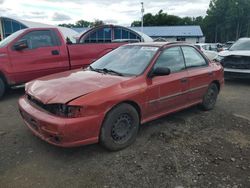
[18,42,224,151]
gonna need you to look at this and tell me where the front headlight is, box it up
[48,104,84,118]
[214,55,225,62]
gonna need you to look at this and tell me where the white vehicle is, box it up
[216,38,250,79]
[195,43,218,60]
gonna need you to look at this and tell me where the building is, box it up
[0,17,78,42]
[74,25,153,43]
[0,17,204,44]
[131,26,204,43]
[0,17,54,40]
[73,25,204,43]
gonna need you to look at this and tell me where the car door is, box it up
[181,46,213,104]
[9,29,68,83]
[145,46,189,117]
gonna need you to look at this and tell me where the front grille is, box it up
[222,56,250,69]
[26,94,58,115]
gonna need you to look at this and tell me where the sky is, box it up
[0,0,210,26]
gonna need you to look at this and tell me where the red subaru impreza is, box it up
[19,42,224,151]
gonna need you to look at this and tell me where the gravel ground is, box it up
[0,79,250,188]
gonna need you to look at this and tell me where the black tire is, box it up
[200,83,219,111]
[100,103,139,151]
[0,78,5,99]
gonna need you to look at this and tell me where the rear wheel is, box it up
[100,103,139,151]
[200,83,219,111]
[0,78,6,99]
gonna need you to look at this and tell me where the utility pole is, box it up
[141,2,144,32]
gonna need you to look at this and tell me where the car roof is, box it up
[126,41,190,48]
[195,43,217,46]
[238,37,250,41]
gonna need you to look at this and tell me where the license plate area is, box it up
[20,110,39,131]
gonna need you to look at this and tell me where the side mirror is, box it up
[13,39,28,51]
[148,67,171,78]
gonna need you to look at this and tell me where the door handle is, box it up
[180,78,188,83]
[208,71,213,76]
[51,50,60,55]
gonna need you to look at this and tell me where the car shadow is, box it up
[1,88,25,101]
[225,78,250,86]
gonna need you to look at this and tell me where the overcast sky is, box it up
[0,0,210,26]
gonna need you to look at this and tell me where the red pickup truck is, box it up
[0,27,126,98]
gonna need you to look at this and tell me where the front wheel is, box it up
[0,78,6,99]
[200,83,219,111]
[100,103,139,151]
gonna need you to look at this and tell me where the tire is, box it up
[200,83,219,111]
[100,103,139,151]
[0,78,5,99]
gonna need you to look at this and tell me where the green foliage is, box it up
[131,1,250,42]
[58,1,250,43]
[58,19,104,28]
[91,19,104,27]
[204,0,250,42]
[131,10,192,27]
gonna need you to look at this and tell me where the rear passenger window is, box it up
[154,47,185,73]
[182,46,207,68]
[20,30,56,49]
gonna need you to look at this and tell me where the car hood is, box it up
[26,70,131,104]
[219,50,250,57]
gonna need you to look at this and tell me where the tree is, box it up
[75,20,91,27]
[58,19,104,28]
[91,19,104,27]
[204,0,250,42]
[130,0,250,42]
[131,10,187,27]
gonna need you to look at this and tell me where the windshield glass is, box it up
[229,39,250,51]
[90,45,159,76]
[0,30,25,48]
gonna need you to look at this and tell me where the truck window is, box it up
[0,30,25,48]
[19,30,56,49]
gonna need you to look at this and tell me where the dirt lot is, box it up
[0,79,250,188]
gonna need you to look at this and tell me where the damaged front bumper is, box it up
[18,96,103,147]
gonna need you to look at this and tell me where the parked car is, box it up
[221,41,235,51]
[216,38,250,79]
[0,26,151,99]
[194,43,218,60]
[18,42,224,151]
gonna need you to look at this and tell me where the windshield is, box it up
[0,30,25,48]
[90,45,159,76]
[229,39,250,51]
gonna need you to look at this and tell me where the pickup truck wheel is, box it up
[100,103,139,151]
[0,78,5,99]
[200,83,218,111]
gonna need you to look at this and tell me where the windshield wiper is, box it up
[88,66,124,76]
[88,65,102,73]
[102,68,124,76]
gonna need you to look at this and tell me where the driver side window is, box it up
[154,47,185,73]
[19,30,56,49]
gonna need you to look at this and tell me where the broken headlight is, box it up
[48,104,83,118]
